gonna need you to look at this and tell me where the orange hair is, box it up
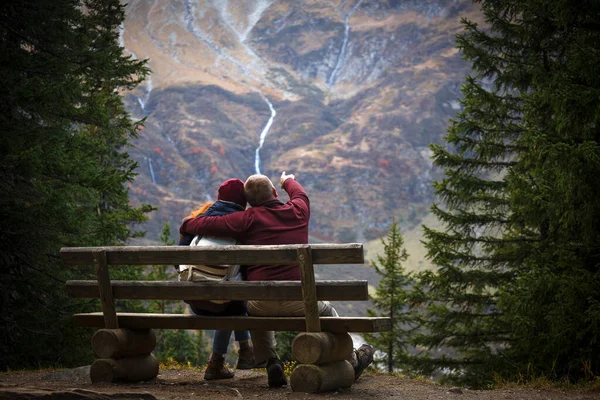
[187,201,214,219]
[179,201,215,244]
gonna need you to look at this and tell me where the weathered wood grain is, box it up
[91,328,156,359]
[60,243,364,266]
[290,361,355,393]
[73,313,392,332]
[292,332,353,365]
[298,246,320,332]
[90,354,158,383]
[94,250,118,329]
[66,280,369,301]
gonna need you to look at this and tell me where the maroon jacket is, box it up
[179,179,309,281]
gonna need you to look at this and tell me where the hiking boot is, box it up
[236,346,256,370]
[266,357,287,388]
[353,344,374,380]
[204,355,234,380]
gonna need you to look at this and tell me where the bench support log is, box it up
[298,246,320,332]
[290,360,354,393]
[292,332,353,365]
[92,328,156,359]
[90,354,159,383]
[94,249,118,329]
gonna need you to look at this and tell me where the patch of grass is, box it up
[492,370,600,392]
[159,357,202,372]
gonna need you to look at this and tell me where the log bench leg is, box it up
[290,332,355,393]
[90,328,159,383]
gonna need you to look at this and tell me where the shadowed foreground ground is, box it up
[0,367,598,399]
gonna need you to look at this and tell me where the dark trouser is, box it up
[186,300,250,355]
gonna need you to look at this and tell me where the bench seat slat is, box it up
[60,244,364,266]
[73,313,391,333]
[66,280,369,301]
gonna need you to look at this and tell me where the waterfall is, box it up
[147,157,157,184]
[327,0,363,87]
[254,96,276,175]
[118,24,126,49]
[183,0,259,81]
[242,0,273,41]
[119,23,151,111]
[138,75,153,111]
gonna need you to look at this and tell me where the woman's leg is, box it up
[205,331,235,380]
[233,330,250,342]
[212,329,233,355]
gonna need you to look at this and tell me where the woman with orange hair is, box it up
[178,179,255,380]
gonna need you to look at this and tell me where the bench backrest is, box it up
[61,243,364,332]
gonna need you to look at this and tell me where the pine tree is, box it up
[0,0,153,369]
[363,220,413,373]
[496,0,600,381]
[275,331,300,362]
[413,2,526,386]
[416,0,600,385]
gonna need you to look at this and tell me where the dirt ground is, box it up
[0,367,598,400]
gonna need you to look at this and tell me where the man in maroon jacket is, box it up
[180,172,373,387]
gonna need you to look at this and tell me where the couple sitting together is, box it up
[178,172,374,388]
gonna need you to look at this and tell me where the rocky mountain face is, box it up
[121,0,482,244]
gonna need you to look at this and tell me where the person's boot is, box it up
[266,357,287,388]
[236,346,256,370]
[204,354,234,380]
[353,344,374,380]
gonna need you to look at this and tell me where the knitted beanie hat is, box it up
[217,178,247,208]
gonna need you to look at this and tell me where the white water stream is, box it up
[327,0,363,87]
[137,75,153,111]
[147,157,157,184]
[183,0,260,82]
[211,0,273,44]
[119,23,153,112]
[254,97,276,175]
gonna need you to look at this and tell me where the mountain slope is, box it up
[121,0,481,248]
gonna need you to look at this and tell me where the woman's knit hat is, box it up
[217,178,247,208]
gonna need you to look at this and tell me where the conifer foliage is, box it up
[0,0,153,369]
[498,0,600,381]
[363,220,413,373]
[415,0,600,386]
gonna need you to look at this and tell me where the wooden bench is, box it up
[61,243,391,392]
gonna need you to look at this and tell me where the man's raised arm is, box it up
[180,211,247,239]
[281,172,309,220]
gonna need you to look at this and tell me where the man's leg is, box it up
[250,330,287,387]
[234,331,256,370]
[249,330,278,364]
[247,300,344,388]
[348,344,374,380]
[248,301,302,388]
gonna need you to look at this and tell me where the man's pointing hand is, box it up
[280,171,295,188]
